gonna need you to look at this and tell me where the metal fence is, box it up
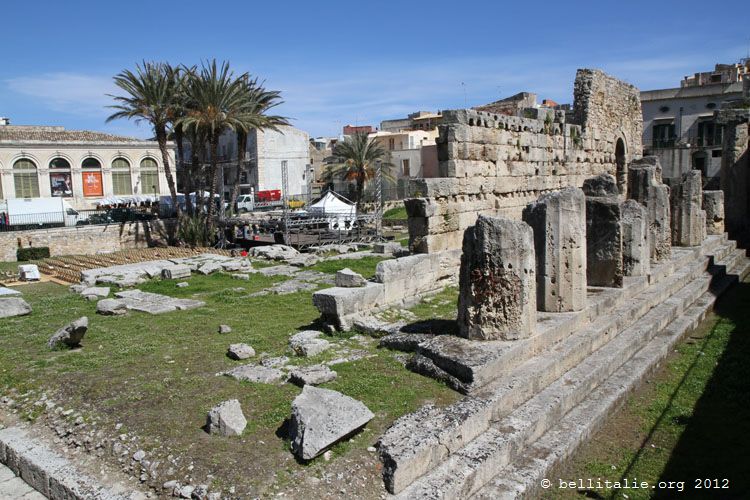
[0,208,159,232]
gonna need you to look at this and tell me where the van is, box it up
[1,198,89,228]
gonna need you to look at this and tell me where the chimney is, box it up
[0,117,10,126]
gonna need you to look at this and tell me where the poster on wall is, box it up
[82,171,103,197]
[50,172,73,197]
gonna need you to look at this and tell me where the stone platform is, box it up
[378,234,749,496]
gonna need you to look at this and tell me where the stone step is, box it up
[393,258,726,499]
[472,256,750,499]
[410,237,727,394]
[379,238,737,494]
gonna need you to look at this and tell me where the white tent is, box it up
[307,191,356,219]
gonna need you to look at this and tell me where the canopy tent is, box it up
[96,195,160,206]
[307,191,356,219]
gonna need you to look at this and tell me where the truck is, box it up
[0,198,89,229]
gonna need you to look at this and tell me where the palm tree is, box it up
[330,132,393,209]
[178,60,248,225]
[107,62,180,215]
[229,77,289,214]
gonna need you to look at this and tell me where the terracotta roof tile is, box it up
[0,126,143,143]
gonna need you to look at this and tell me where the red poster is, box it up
[82,171,103,197]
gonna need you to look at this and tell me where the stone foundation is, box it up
[702,190,725,236]
[671,170,706,246]
[621,200,650,277]
[585,196,623,287]
[627,157,672,261]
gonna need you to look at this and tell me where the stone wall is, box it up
[406,69,643,254]
[0,220,173,261]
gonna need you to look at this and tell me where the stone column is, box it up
[670,170,706,246]
[621,200,650,277]
[716,109,750,237]
[457,215,536,341]
[702,190,725,236]
[583,174,623,287]
[627,157,672,262]
[522,187,586,312]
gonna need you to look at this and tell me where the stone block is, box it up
[335,268,367,287]
[18,264,40,281]
[457,216,536,340]
[47,316,88,349]
[628,159,671,261]
[671,170,706,246]
[522,187,587,312]
[586,196,623,287]
[621,200,650,277]
[161,265,191,280]
[582,173,619,197]
[702,190,725,236]
[206,399,247,436]
[0,297,32,318]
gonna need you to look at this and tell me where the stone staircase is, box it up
[378,234,749,498]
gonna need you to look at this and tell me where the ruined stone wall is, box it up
[406,69,643,253]
[0,220,173,261]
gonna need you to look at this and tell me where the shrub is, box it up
[17,247,50,261]
[177,215,209,247]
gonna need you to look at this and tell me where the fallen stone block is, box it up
[289,386,374,460]
[0,297,32,318]
[335,268,367,288]
[162,265,191,280]
[176,282,189,288]
[96,298,128,316]
[48,317,88,349]
[80,286,110,298]
[218,324,232,334]
[232,273,250,281]
[198,262,223,275]
[227,343,255,360]
[250,244,299,261]
[18,264,40,281]
[379,333,435,352]
[373,242,404,255]
[352,315,404,336]
[220,364,286,384]
[206,399,247,436]
[289,330,331,357]
[0,287,22,297]
[289,365,338,386]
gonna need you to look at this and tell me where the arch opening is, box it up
[615,138,626,195]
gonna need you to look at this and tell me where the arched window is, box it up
[13,159,40,198]
[140,158,159,194]
[111,158,132,195]
[49,157,73,197]
[81,157,103,197]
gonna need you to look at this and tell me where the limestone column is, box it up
[583,174,623,287]
[716,109,750,237]
[522,187,586,312]
[621,200,650,277]
[627,157,672,261]
[670,170,706,246]
[702,191,725,236]
[457,215,536,340]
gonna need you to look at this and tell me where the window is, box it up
[388,138,395,150]
[402,159,411,177]
[13,159,40,198]
[82,157,101,169]
[111,158,132,195]
[696,121,723,147]
[81,157,103,197]
[49,157,73,197]
[140,158,159,194]
[652,123,675,148]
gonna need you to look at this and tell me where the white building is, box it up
[0,120,174,209]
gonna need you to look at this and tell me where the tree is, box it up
[107,62,181,216]
[229,77,289,214]
[330,132,393,209]
[177,60,248,226]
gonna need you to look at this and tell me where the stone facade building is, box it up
[405,68,643,254]
[0,121,174,209]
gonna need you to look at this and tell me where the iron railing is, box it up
[0,208,159,232]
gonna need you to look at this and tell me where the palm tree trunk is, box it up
[355,171,365,213]
[155,127,180,218]
[206,132,221,234]
[230,131,248,215]
[175,124,192,216]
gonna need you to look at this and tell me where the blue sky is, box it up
[1,0,748,139]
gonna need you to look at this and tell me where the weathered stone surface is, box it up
[289,330,331,357]
[227,343,255,360]
[621,200,650,277]
[671,170,706,246]
[218,324,232,334]
[585,196,623,287]
[457,216,536,340]
[220,364,286,384]
[0,297,32,318]
[289,365,337,386]
[352,315,404,336]
[628,157,671,261]
[18,264,40,281]
[379,333,435,352]
[0,286,21,296]
[161,265,191,280]
[717,109,750,236]
[335,268,367,288]
[47,317,88,349]
[206,399,246,436]
[80,286,110,298]
[250,244,299,261]
[522,187,586,312]
[289,386,374,459]
[198,262,222,275]
[176,281,189,288]
[582,173,619,197]
[287,254,321,267]
[702,190,725,235]
[96,298,128,315]
[258,265,299,277]
[113,289,205,314]
[373,242,405,255]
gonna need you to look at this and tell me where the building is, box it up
[0,119,174,209]
[342,124,374,136]
[474,92,567,116]
[380,111,443,132]
[369,129,440,196]
[183,125,312,200]
[641,61,749,185]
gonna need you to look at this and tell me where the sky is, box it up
[1,0,748,139]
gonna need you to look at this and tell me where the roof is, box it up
[0,125,143,144]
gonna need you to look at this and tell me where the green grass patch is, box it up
[309,256,387,278]
[383,206,407,220]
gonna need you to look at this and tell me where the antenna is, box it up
[460,82,467,108]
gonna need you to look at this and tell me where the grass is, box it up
[309,256,387,278]
[383,206,407,220]
[0,268,458,495]
[545,280,750,499]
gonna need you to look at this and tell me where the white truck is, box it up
[0,198,89,228]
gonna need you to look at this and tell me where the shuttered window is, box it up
[111,158,132,195]
[13,159,40,198]
[140,158,159,194]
